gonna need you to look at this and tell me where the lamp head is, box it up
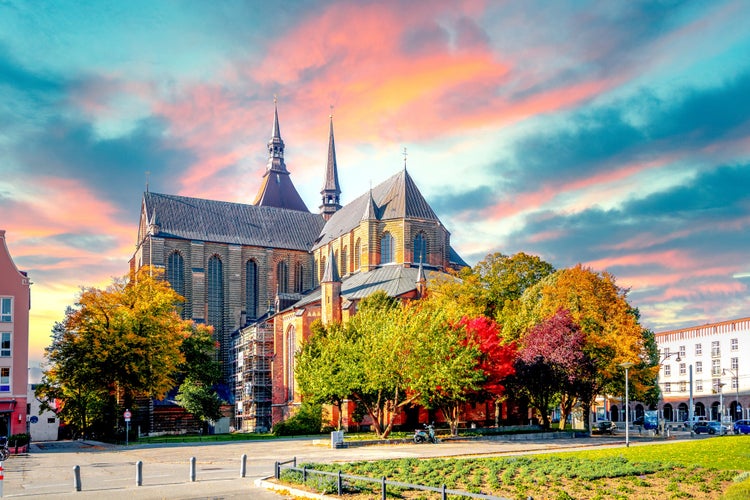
[620,361,635,369]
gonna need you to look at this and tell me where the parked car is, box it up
[684,416,708,429]
[594,420,617,435]
[693,421,729,435]
[733,419,750,435]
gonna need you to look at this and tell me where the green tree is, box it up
[295,320,353,430]
[175,378,223,433]
[37,267,196,437]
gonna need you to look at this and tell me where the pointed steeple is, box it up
[321,248,340,283]
[361,188,378,221]
[253,98,310,212]
[320,111,342,220]
[267,97,287,173]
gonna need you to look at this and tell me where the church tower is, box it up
[253,99,310,212]
[320,113,342,221]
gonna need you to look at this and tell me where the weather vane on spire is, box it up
[403,147,408,169]
[145,170,150,193]
[330,104,334,119]
[274,94,277,104]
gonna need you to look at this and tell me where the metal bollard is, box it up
[441,483,447,500]
[337,470,342,495]
[274,461,279,480]
[381,476,386,500]
[73,465,81,491]
[136,461,142,486]
[190,457,196,482]
[240,454,247,478]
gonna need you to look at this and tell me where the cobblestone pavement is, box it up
[1,430,702,499]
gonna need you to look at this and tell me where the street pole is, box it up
[620,362,634,447]
[688,364,693,422]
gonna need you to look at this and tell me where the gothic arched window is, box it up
[207,255,224,337]
[319,255,326,282]
[286,325,296,401]
[294,262,304,293]
[414,233,427,264]
[354,239,361,270]
[246,259,258,321]
[166,251,186,319]
[341,246,348,275]
[380,232,394,264]
[277,261,288,293]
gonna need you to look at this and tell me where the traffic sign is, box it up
[124,410,132,422]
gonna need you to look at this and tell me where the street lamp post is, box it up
[723,368,740,421]
[620,362,635,447]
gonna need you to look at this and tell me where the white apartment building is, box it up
[654,316,749,422]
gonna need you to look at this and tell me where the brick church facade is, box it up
[131,103,467,432]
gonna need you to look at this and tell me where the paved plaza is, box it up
[0,430,700,499]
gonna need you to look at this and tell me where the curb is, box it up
[255,476,331,499]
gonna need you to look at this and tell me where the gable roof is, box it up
[143,192,325,251]
[313,168,441,250]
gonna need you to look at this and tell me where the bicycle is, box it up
[0,436,9,461]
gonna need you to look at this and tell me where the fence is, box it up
[274,457,512,500]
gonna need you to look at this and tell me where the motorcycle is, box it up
[413,423,438,444]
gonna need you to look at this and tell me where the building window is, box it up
[0,367,9,392]
[414,233,427,264]
[354,238,361,270]
[713,378,721,393]
[0,298,10,322]
[380,232,394,264]
[696,361,703,374]
[679,382,686,392]
[696,379,703,392]
[711,341,720,357]
[286,326,296,401]
[731,338,738,351]
[207,255,224,335]
[679,345,686,358]
[731,357,738,371]
[319,256,326,282]
[294,262,304,293]
[246,260,258,321]
[166,251,186,319]
[47,417,56,424]
[340,247,348,275]
[712,359,721,376]
[276,261,288,293]
[731,377,738,390]
[664,382,671,394]
[0,332,10,357]
[664,365,671,377]
[679,363,686,375]
[662,347,670,358]
[695,343,702,356]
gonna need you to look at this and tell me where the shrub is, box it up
[273,402,323,436]
[9,433,30,446]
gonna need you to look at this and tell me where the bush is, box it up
[9,433,30,446]
[273,402,323,436]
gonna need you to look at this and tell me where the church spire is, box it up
[320,109,342,221]
[252,98,310,211]
[267,96,287,173]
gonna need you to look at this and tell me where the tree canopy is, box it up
[36,267,220,438]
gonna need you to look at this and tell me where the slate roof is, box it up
[289,265,448,309]
[313,169,441,250]
[253,170,310,212]
[144,192,325,251]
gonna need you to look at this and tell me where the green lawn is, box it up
[280,435,750,499]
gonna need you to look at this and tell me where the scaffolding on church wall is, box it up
[234,321,274,433]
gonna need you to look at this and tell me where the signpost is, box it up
[124,410,132,446]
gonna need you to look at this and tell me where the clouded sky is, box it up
[2,1,749,372]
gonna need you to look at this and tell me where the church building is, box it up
[130,103,466,432]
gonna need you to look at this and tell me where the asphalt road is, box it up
[1,430,702,499]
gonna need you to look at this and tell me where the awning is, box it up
[0,400,17,413]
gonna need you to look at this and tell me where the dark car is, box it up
[595,420,617,435]
[733,420,750,435]
[693,421,729,435]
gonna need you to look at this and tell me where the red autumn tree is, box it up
[510,308,591,429]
